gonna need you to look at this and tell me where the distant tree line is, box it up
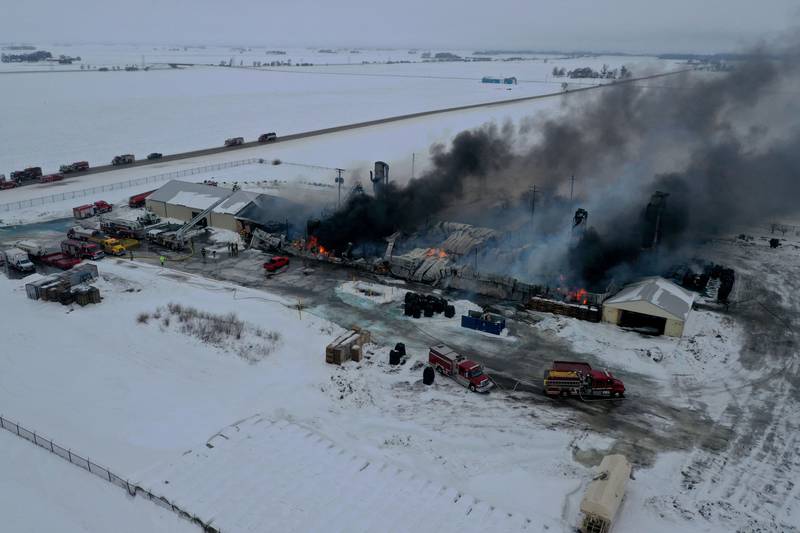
[552,64,632,79]
[2,50,52,62]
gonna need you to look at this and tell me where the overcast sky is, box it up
[2,0,798,53]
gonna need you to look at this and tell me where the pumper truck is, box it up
[429,344,494,393]
[543,361,625,399]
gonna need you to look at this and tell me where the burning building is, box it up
[386,222,499,283]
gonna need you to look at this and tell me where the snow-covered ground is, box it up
[0,430,196,533]
[0,86,591,226]
[0,45,678,173]
[3,246,789,532]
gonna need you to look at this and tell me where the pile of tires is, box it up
[404,292,455,319]
[389,342,406,365]
[423,366,435,385]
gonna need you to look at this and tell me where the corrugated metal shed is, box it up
[603,276,695,321]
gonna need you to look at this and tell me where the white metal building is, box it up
[601,277,695,337]
[145,180,293,233]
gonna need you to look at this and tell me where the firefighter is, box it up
[129,250,134,261]
[201,247,207,262]
[159,255,166,267]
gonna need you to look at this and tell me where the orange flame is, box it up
[426,248,448,258]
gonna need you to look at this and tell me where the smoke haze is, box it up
[317,33,800,287]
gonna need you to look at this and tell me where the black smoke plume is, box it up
[316,33,800,286]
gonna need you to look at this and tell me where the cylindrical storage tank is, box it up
[374,161,389,184]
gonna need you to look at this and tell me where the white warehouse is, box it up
[601,277,695,337]
[145,180,297,234]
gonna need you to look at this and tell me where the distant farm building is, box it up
[601,277,695,337]
[481,76,517,85]
[145,180,299,234]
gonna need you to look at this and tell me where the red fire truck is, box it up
[428,344,494,393]
[543,361,625,399]
[61,239,105,260]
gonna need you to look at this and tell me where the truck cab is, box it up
[455,360,493,393]
[5,248,35,272]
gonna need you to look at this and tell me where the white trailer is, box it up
[15,240,48,257]
[579,454,632,533]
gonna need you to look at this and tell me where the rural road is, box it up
[10,67,692,181]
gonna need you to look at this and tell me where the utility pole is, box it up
[411,153,415,180]
[335,169,344,208]
[570,175,575,205]
[529,185,538,224]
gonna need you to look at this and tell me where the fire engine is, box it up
[543,361,625,399]
[428,344,494,393]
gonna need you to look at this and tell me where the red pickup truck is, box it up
[429,344,494,393]
[263,256,290,272]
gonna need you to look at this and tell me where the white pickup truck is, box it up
[4,248,35,272]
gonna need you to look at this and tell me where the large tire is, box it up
[389,349,400,365]
[444,305,455,318]
[423,307,434,318]
[395,342,406,356]
[469,384,476,392]
[423,366,435,385]
[413,308,422,319]
[403,304,413,316]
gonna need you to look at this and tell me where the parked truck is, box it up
[258,132,277,143]
[38,252,81,270]
[93,200,113,214]
[60,161,90,173]
[0,174,16,189]
[73,204,96,219]
[10,166,42,183]
[428,344,494,393]
[112,154,135,166]
[543,361,625,399]
[61,239,105,260]
[128,189,156,208]
[67,226,100,240]
[4,248,35,272]
[224,137,244,147]
[39,173,64,183]
[100,218,144,239]
[14,240,48,257]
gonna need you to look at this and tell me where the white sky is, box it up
[2,0,798,53]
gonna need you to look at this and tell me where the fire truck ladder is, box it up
[175,190,235,247]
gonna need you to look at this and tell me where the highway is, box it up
[11,67,691,183]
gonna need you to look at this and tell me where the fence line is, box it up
[0,414,220,532]
[0,158,264,213]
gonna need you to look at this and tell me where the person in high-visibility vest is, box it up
[160,255,166,267]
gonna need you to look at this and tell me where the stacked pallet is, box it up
[325,328,371,365]
[526,297,601,322]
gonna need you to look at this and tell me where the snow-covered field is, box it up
[0,430,196,533]
[0,86,593,226]
[3,244,793,532]
[0,44,679,173]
